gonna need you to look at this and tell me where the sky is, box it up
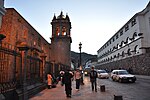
[4,0,150,55]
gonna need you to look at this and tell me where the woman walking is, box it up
[47,73,52,89]
[74,69,81,91]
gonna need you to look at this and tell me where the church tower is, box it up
[50,11,72,68]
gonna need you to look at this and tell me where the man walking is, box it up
[90,66,98,92]
[62,69,73,98]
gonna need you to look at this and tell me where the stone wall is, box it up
[96,53,150,75]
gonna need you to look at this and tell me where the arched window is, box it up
[124,37,129,44]
[133,32,137,40]
[134,45,139,54]
[114,55,116,58]
[108,58,110,61]
[128,37,132,43]
[62,26,67,36]
[110,48,112,52]
[127,49,132,56]
[56,27,60,36]
[117,53,120,58]
[117,44,119,49]
[120,41,124,47]
[122,51,125,57]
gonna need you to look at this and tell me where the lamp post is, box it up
[79,42,82,67]
[79,42,84,85]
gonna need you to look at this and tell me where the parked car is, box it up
[111,70,136,83]
[97,70,109,79]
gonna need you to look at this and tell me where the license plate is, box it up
[129,79,132,81]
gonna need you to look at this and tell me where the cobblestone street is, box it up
[30,75,150,100]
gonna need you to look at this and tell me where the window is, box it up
[106,42,109,46]
[133,32,137,40]
[117,53,120,58]
[116,34,118,39]
[62,26,66,35]
[125,25,129,32]
[127,49,132,56]
[120,30,123,36]
[134,45,139,54]
[113,37,115,42]
[109,40,111,44]
[56,27,60,36]
[122,51,125,57]
[33,41,36,46]
[131,18,136,27]
[38,38,41,46]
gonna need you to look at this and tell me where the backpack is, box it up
[90,71,97,78]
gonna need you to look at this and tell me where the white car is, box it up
[111,70,136,83]
[97,70,109,79]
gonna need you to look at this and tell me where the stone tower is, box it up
[50,11,72,68]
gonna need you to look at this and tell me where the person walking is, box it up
[90,66,98,92]
[74,69,81,91]
[47,73,52,89]
[62,69,73,98]
[59,70,65,86]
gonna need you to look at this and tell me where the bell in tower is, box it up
[50,11,72,69]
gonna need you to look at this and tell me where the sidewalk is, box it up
[29,77,113,100]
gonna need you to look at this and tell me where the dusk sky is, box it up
[4,0,150,55]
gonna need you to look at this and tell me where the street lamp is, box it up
[79,42,82,67]
[79,42,84,85]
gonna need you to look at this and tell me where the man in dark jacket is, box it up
[90,66,98,92]
[62,69,73,98]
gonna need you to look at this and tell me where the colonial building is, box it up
[0,7,72,99]
[1,8,51,59]
[97,2,150,75]
[0,8,52,99]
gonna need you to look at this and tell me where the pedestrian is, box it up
[74,69,81,91]
[59,70,65,86]
[62,69,73,98]
[47,72,53,89]
[90,66,98,92]
[128,67,133,74]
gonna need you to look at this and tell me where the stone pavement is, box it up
[29,77,115,100]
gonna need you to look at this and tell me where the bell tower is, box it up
[50,11,72,68]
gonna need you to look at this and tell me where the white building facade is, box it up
[97,2,150,65]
